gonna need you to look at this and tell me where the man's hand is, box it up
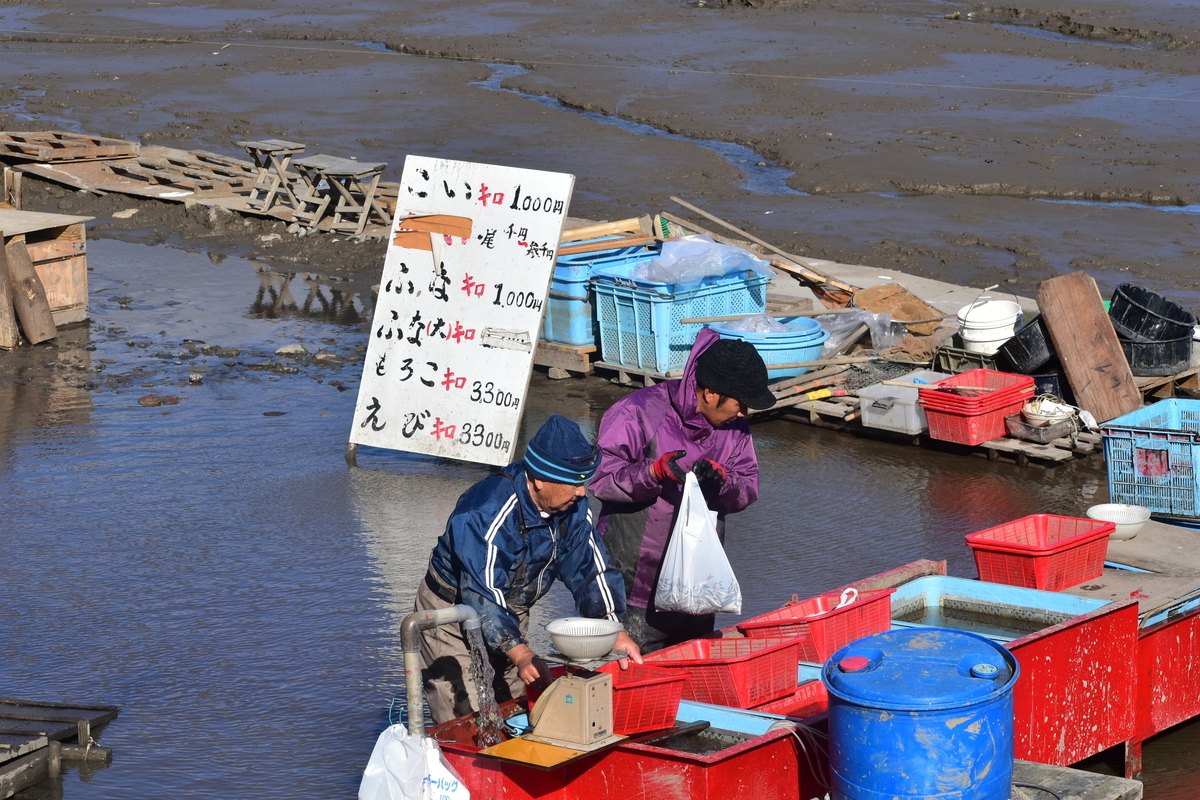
[691,458,728,490]
[508,644,553,687]
[650,450,687,484]
[614,631,644,669]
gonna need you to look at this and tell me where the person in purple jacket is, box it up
[590,328,777,652]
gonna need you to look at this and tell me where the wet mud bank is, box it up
[1,0,1197,303]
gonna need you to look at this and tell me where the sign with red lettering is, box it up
[349,156,575,465]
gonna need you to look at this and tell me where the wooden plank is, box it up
[0,734,46,766]
[534,341,595,373]
[0,748,48,799]
[1037,272,1141,423]
[138,157,245,187]
[191,150,257,171]
[0,236,18,349]
[107,161,213,190]
[557,235,660,256]
[1105,520,1200,576]
[1063,569,1200,622]
[0,211,93,238]
[26,238,85,264]
[978,437,1075,463]
[4,238,56,344]
[560,217,647,243]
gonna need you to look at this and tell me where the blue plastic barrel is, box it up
[822,628,1019,800]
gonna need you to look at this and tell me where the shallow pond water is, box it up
[0,238,1185,797]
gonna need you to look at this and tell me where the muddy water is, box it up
[1,238,1183,798]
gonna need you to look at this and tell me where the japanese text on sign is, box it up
[349,156,575,466]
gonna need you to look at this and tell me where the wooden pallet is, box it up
[592,360,683,387]
[0,131,139,162]
[0,698,117,799]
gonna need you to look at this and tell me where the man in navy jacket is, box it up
[417,414,642,723]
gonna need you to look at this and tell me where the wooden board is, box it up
[1062,568,1200,624]
[349,157,575,465]
[1037,272,1141,423]
[0,210,92,238]
[0,734,45,766]
[1011,759,1142,800]
[1106,520,1200,576]
[534,341,595,374]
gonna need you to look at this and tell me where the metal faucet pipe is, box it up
[400,604,481,737]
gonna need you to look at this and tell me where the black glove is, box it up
[692,458,728,491]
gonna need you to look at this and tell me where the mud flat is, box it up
[0,0,1198,302]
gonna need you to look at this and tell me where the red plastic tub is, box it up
[966,513,1116,591]
[735,588,896,662]
[923,402,1027,445]
[644,637,801,709]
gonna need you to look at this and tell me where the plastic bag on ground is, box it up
[654,472,742,615]
[720,314,791,333]
[632,234,772,289]
[817,310,906,356]
[359,725,471,800]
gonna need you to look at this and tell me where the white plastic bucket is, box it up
[957,291,1022,355]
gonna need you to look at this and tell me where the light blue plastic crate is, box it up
[1102,398,1200,517]
[540,245,657,347]
[708,317,830,380]
[591,269,771,375]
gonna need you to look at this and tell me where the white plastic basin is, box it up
[545,617,622,660]
[1086,504,1151,541]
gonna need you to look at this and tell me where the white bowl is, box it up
[1086,503,1151,541]
[545,617,623,660]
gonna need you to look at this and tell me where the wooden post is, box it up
[4,236,57,344]
[2,167,21,209]
[48,740,62,778]
[76,717,91,746]
[0,232,19,349]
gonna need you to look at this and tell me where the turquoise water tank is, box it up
[822,628,1019,800]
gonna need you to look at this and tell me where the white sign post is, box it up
[348,156,575,466]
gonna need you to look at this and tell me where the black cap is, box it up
[695,338,777,410]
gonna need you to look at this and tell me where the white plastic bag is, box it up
[654,472,742,615]
[358,724,471,800]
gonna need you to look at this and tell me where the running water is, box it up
[464,627,505,747]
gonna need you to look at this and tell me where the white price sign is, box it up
[349,156,575,465]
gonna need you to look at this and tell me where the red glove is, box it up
[692,459,728,490]
[650,450,686,483]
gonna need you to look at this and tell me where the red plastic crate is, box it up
[597,662,688,735]
[531,663,688,735]
[751,680,829,718]
[918,369,1035,411]
[923,401,1026,445]
[966,513,1116,591]
[644,637,801,708]
[735,588,896,662]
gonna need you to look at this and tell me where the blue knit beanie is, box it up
[524,414,601,484]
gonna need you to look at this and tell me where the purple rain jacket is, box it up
[590,328,760,609]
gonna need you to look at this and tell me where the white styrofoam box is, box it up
[857,369,952,435]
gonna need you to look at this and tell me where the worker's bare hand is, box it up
[614,631,643,669]
[509,644,554,687]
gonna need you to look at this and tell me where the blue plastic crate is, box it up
[1102,399,1200,517]
[540,245,657,347]
[591,269,771,375]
